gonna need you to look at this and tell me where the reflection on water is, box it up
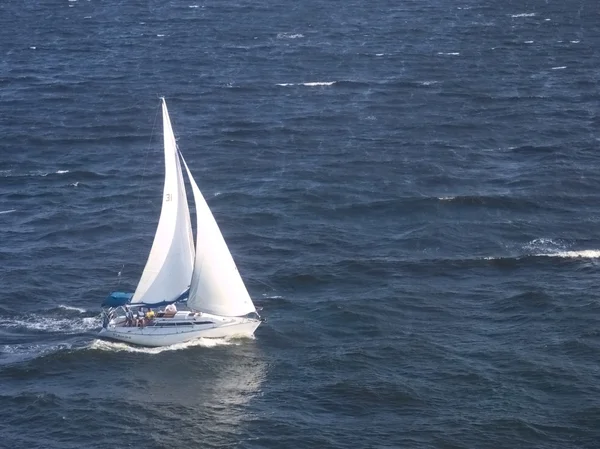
[89,338,267,446]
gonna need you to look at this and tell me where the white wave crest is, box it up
[277,32,304,39]
[538,250,600,259]
[89,335,245,354]
[551,66,567,70]
[303,81,336,86]
[0,209,16,215]
[1,170,69,178]
[483,249,600,261]
[511,13,536,18]
[58,304,87,313]
[524,237,565,252]
[276,81,336,87]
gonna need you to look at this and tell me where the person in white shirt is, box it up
[164,303,177,316]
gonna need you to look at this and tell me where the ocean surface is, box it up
[1,0,600,448]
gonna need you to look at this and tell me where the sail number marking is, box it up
[165,193,172,202]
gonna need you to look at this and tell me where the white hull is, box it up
[98,313,260,347]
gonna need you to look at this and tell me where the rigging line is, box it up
[117,99,162,283]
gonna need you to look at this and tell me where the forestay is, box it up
[180,155,256,317]
[131,100,195,305]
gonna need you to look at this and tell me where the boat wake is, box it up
[58,304,88,313]
[1,313,99,334]
[0,303,101,366]
[89,335,248,354]
[0,341,78,366]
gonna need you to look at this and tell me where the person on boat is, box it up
[136,308,144,327]
[164,303,177,316]
[124,306,134,327]
[145,308,156,323]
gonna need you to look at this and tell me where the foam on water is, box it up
[303,81,336,86]
[483,250,600,261]
[277,32,304,39]
[538,250,600,259]
[0,342,76,365]
[1,169,71,178]
[58,304,87,313]
[276,81,336,87]
[524,237,565,252]
[511,13,536,18]
[88,335,245,354]
[482,239,600,261]
[1,315,100,333]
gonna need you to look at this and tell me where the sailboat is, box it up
[99,98,262,347]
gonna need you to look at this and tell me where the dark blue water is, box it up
[1,0,600,447]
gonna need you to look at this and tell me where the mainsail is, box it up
[180,154,256,317]
[130,99,195,305]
